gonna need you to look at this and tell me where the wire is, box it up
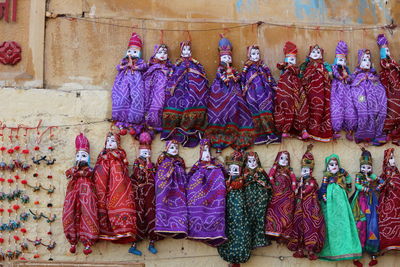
[1,119,110,130]
[61,15,396,32]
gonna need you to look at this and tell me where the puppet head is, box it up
[309,44,323,60]
[325,154,340,174]
[358,49,371,70]
[200,139,211,161]
[75,133,90,167]
[247,45,260,62]
[153,44,168,61]
[359,147,373,175]
[139,131,152,159]
[180,40,192,58]
[334,40,348,66]
[377,34,390,59]
[105,132,120,150]
[126,32,142,59]
[283,41,297,65]
[383,148,396,168]
[218,34,233,65]
[226,150,244,176]
[165,140,179,156]
[245,151,261,170]
[301,144,314,177]
[275,151,290,167]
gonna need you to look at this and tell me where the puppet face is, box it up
[327,159,339,174]
[285,55,296,65]
[309,47,322,60]
[139,148,151,159]
[167,143,179,156]
[336,55,347,66]
[278,153,289,167]
[126,47,141,58]
[360,54,371,69]
[181,45,192,58]
[380,47,390,59]
[201,145,211,161]
[155,46,168,61]
[360,164,372,175]
[75,151,89,166]
[389,152,396,167]
[220,55,232,64]
[106,136,118,149]
[301,167,311,177]
[246,156,258,169]
[249,48,260,62]
[228,164,240,176]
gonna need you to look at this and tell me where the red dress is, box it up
[378,148,400,253]
[93,149,136,242]
[63,166,99,247]
[131,157,163,242]
[301,59,332,141]
[380,59,400,145]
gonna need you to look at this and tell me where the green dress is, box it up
[318,154,362,261]
[217,175,251,264]
[243,167,272,249]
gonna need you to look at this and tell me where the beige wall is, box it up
[1,0,400,266]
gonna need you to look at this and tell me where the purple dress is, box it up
[162,57,209,147]
[154,152,188,238]
[242,61,280,144]
[111,58,148,129]
[205,65,254,152]
[143,59,172,134]
[348,67,387,144]
[331,64,353,133]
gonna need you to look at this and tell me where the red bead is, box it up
[13,204,20,210]
[0,177,4,182]
[48,146,54,150]
[34,146,40,151]
[14,146,20,151]
[21,180,27,185]
[0,208,4,212]
[14,175,20,180]
[47,175,53,179]
[34,201,39,205]
[33,254,40,259]
[47,231,52,235]
[33,173,38,177]
[13,235,20,241]
[22,149,29,154]
[7,209,12,213]
[20,257,27,261]
[7,149,14,154]
[0,238,3,243]
[7,179,14,183]
[20,228,27,233]
[0,146,5,151]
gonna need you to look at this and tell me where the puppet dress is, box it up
[378,148,400,253]
[217,175,251,264]
[162,57,209,147]
[350,173,383,255]
[131,157,163,243]
[93,149,136,242]
[242,61,279,144]
[186,159,226,246]
[205,66,254,152]
[63,166,99,250]
[154,152,188,238]
[348,68,387,144]
[265,152,296,239]
[318,154,362,261]
[142,58,172,134]
[111,58,148,130]
[243,160,272,248]
[380,59,400,145]
[330,64,354,135]
[274,63,308,137]
[287,176,325,255]
[300,59,333,141]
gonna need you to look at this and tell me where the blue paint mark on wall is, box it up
[294,0,327,21]
[235,0,255,12]
[236,0,243,11]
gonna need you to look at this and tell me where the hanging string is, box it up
[60,15,396,32]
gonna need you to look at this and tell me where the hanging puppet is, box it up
[350,148,383,267]
[243,151,271,249]
[347,49,387,145]
[265,151,296,241]
[205,34,254,152]
[318,154,362,261]
[186,139,226,246]
[154,140,187,238]
[93,132,136,243]
[142,44,172,137]
[377,34,400,145]
[62,133,99,255]
[300,44,333,142]
[129,132,163,256]
[162,40,209,147]
[378,148,400,254]
[286,145,325,260]
[330,41,354,140]
[242,45,279,144]
[274,41,309,139]
[217,151,251,265]
[111,32,148,135]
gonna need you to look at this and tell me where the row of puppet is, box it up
[111,31,400,152]
[62,130,400,267]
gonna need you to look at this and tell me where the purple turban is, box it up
[335,40,348,56]
[377,34,388,47]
